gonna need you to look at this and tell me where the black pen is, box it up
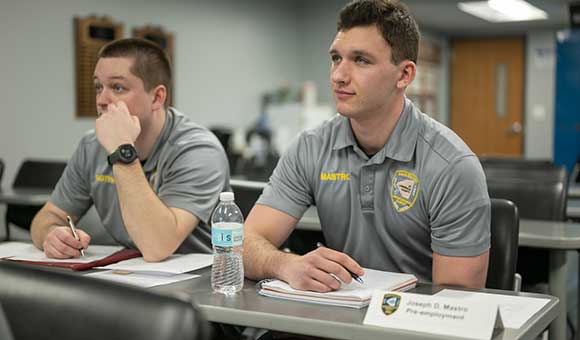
[316,242,364,284]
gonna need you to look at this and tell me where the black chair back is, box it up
[0,261,209,340]
[0,159,4,186]
[483,163,568,287]
[486,198,519,290]
[5,159,67,240]
[484,165,567,221]
[230,179,265,219]
[0,302,14,340]
[480,156,554,170]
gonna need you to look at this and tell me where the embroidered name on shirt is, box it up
[320,172,350,181]
[95,175,115,184]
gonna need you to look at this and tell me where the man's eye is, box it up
[94,84,103,93]
[113,85,125,93]
[331,54,342,63]
[355,56,369,65]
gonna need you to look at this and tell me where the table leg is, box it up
[549,249,567,340]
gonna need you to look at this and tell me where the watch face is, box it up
[120,145,136,160]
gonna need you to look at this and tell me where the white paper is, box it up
[5,244,123,263]
[435,289,550,329]
[259,268,417,308]
[98,253,213,273]
[0,242,33,258]
[364,291,500,340]
[84,270,198,288]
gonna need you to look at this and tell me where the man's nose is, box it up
[96,89,112,112]
[331,62,350,85]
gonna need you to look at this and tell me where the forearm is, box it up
[112,161,181,261]
[30,206,66,250]
[244,231,298,280]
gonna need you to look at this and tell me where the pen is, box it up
[66,215,85,256]
[316,242,364,284]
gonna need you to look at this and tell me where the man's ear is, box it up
[151,85,167,110]
[396,60,416,89]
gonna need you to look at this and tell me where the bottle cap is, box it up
[219,192,235,201]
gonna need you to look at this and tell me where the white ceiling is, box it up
[403,0,571,35]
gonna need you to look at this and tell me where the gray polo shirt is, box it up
[258,98,490,282]
[50,108,229,254]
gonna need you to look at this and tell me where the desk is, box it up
[569,185,580,199]
[0,189,51,206]
[153,267,558,340]
[568,199,580,219]
[297,212,580,340]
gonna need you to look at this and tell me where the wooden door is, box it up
[450,38,524,156]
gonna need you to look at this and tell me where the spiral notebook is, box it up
[257,268,417,309]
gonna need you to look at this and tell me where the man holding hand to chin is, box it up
[31,38,229,261]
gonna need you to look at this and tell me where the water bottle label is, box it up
[212,222,243,247]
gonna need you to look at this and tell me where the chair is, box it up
[486,198,519,291]
[4,159,67,240]
[0,302,14,340]
[0,261,209,340]
[0,159,4,185]
[480,156,554,169]
[483,164,568,286]
[230,179,266,219]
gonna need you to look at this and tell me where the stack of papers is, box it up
[85,253,214,288]
[258,268,417,308]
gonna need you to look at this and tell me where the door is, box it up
[450,38,524,156]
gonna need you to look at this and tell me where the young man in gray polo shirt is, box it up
[244,0,490,290]
[30,39,229,261]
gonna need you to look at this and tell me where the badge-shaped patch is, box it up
[390,170,419,213]
[381,293,401,316]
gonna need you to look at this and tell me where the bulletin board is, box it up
[133,25,175,106]
[74,15,123,118]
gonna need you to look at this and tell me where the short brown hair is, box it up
[337,0,420,64]
[97,38,172,99]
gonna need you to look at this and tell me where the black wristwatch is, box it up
[107,144,138,166]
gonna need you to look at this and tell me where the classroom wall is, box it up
[525,30,556,160]
[0,0,302,187]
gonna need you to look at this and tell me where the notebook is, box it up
[257,268,417,309]
[1,242,141,271]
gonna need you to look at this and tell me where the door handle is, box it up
[506,122,522,135]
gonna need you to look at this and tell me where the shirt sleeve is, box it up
[157,142,229,224]
[257,134,314,219]
[49,140,93,218]
[428,155,491,256]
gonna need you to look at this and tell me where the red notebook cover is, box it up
[7,248,142,271]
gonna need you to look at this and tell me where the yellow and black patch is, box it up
[381,293,401,316]
[390,170,419,213]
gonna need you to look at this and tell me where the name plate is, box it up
[363,291,503,340]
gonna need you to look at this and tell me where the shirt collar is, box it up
[331,97,419,163]
[142,108,174,173]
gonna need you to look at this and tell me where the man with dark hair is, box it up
[244,0,490,290]
[31,38,229,261]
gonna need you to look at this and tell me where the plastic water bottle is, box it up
[211,192,244,294]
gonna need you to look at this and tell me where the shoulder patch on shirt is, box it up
[95,175,115,184]
[390,170,419,213]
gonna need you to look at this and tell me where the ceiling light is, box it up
[458,0,548,22]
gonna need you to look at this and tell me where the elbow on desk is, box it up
[139,247,173,263]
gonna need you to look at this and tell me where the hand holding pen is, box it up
[66,215,85,256]
[316,242,364,284]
